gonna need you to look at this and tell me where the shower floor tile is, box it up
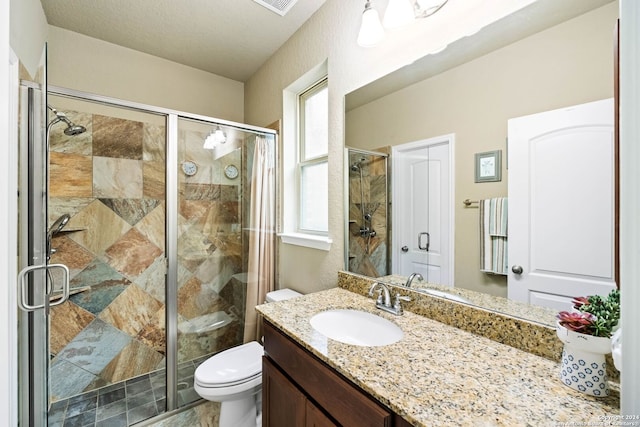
[98,386,125,407]
[95,399,127,422]
[63,408,96,427]
[50,365,205,427]
[127,401,158,425]
[96,412,127,427]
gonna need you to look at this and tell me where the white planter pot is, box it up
[556,323,611,397]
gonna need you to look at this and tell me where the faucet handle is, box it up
[373,289,384,305]
[368,284,383,304]
[395,294,411,304]
[393,293,411,315]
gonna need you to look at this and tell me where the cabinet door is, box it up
[306,400,338,427]
[264,321,392,426]
[263,357,305,427]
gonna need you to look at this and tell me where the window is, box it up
[280,62,331,251]
[298,79,328,234]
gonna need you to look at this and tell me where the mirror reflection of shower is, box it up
[350,157,377,249]
[346,148,389,277]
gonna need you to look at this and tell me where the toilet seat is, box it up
[195,341,263,388]
[196,372,261,388]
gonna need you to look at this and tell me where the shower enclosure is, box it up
[17,83,276,426]
[344,148,389,277]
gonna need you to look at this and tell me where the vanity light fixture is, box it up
[357,0,449,47]
[383,0,415,29]
[357,0,385,47]
[203,125,227,149]
[414,0,449,18]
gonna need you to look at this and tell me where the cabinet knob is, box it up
[512,265,523,275]
[401,246,409,253]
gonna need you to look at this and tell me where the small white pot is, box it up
[556,323,611,397]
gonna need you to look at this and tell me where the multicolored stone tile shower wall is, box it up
[348,153,388,277]
[47,110,243,402]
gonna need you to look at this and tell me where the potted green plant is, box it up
[556,289,620,397]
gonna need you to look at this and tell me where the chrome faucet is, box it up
[368,282,411,315]
[404,272,424,288]
[369,282,391,306]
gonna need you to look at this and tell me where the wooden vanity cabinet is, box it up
[263,357,336,427]
[262,320,412,427]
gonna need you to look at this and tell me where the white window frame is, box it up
[279,61,332,250]
[297,78,328,235]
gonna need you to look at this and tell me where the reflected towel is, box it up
[487,197,508,237]
[480,198,508,275]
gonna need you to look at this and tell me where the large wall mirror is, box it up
[344,0,618,325]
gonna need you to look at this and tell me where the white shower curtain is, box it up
[243,135,275,342]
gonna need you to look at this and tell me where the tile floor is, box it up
[49,359,203,427]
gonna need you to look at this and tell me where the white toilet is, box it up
[194,288,301,427]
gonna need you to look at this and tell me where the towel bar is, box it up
[463,199,479,206]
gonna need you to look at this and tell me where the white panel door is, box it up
[508,98,616,311]
[393,136,452,285]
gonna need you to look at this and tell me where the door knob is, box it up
[511,265,523,275]
[401,246,409,252]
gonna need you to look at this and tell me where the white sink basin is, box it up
[310,309,403,346]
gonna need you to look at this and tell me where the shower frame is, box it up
[19,81,278,424]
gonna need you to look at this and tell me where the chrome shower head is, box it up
[350,156,367,172]
[63,123,87,136]
[47,105,87,135]
[47,214,70,239]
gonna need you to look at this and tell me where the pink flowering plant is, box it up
[557,289,620,338]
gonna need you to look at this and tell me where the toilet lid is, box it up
[195,341,263,387]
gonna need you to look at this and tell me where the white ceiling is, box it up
[346,0,615,110]
[40,0,327,82]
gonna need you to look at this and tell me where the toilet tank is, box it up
[265,288,301,303]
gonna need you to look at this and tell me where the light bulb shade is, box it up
[357,4,384,47]
[415,0,448,17]
[383,0,414,29]
[214,128,226,144]
[203,133,217,149]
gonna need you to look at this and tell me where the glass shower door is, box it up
[16,90,171,426]
[175,117,247,407]
[44,95,168,425]
[17,48,50,427]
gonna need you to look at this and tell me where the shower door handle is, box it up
[17,263,70,312]
[418,232,430,252]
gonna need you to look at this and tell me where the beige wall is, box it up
[345,3,617,297]
[46,26,244,121]
[10,0,48,77]
[244,0,548,295]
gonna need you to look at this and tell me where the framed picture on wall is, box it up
[475,150,502,183]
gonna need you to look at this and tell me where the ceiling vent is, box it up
[252,0,299,16]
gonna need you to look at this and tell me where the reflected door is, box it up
[392,136,452,285]
[507,98,616,310]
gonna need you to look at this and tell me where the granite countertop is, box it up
[378,274,558,327]
[256,287,619,427]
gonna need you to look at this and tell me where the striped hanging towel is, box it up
[479,198,508,275]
